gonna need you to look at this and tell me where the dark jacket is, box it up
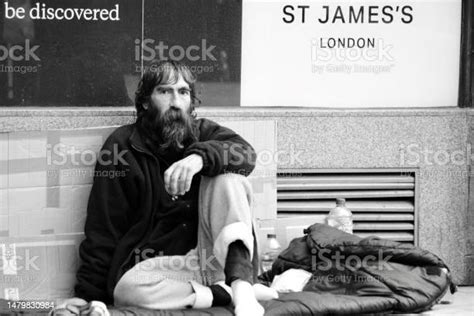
[74,118,256,304]
[260,223,456,314]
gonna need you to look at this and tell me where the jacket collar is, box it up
[129,123,153,155]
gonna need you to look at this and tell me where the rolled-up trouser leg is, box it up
[197,173,259,285]
[113,249,213,309]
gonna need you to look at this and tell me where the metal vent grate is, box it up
[277,171,417,244]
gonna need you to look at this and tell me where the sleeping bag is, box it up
[259,223,456,315]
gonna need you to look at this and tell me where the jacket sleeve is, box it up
[74,138,136,304]
[184,118,256,176]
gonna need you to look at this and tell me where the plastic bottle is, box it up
[261,234,282,273]
[327,198,353,234]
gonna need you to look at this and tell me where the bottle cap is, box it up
[267,233,277,238]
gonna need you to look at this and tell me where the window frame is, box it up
[459,0,473,107]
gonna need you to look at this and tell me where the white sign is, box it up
[241,0,462,107]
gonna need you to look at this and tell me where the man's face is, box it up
[143,74,195,150]
[149,74,192,117]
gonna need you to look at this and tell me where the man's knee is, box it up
[201,173,252,195]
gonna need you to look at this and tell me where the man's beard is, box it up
[139,106,196,151]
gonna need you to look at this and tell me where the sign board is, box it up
[241,0,462,107]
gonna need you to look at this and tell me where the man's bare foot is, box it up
[231,279,264,316]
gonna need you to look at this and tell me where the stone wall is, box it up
[1,106,472,285]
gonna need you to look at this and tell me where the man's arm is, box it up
[184,118,257,177]
[75,139,135,304]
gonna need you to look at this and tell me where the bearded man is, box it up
[52,61,277,316]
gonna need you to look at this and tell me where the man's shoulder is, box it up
[102,124,135,148]
[194,117,221,131]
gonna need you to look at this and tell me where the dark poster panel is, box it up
[0,0,242,107]
[0,0,141,106]
[142,0,242,107]
[459,0,473,107]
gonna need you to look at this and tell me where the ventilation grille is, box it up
[277,171,416,244]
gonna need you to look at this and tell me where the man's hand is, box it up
[164,154,203,196]
[51,298,109,316]
[51,297,87,315]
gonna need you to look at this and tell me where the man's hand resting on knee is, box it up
[164,154,203,196]
[50,298,109,316]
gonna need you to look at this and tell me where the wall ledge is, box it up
[0,106,472,132]
[0,106,472,117]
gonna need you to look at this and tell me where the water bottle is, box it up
[327,198,353,234]
[261,234,282,273]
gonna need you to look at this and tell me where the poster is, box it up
[241,0,462,107]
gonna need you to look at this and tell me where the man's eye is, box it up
[180,89,190,95]
[157,89,169,94]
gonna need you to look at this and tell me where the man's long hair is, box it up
[135,61,199,116]
[135,61,199,150]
